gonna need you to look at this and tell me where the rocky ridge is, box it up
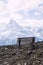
[0,42,43,65]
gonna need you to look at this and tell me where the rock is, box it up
[24,62,28,65]
[5,47,8,50]
[12,52,16,55]
[3,62,8,64]
[27,50,32,55]
[0,42,43,65]
[17,63,21,65]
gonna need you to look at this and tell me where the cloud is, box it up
[7,0,43,12]
[0,1,9,17]
[0,0,8,4]
[0,0,43,27]
[7,0,24,12]
[17,19,43,27]
[34,12,41,16]
[0,1,5,13]
[0,1,10,26]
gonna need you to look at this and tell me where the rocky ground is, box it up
[0,42,43,65]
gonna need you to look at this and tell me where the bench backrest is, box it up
[17,37,35,44]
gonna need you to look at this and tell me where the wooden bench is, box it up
[17,37,35,49]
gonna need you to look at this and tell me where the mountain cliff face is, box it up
[0,19,43,45]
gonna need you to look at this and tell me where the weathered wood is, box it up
[18,38,21,48]
[31,37,36,50]
[17,37,35,48]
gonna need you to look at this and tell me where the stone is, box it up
[3,62,8,64]
[0,41,43,65]
[17,63,21,65]
[27,50,32,55]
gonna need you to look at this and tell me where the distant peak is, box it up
[9,19,18,25]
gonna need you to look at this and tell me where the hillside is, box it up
[0,42,43,65]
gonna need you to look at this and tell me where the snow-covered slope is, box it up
[0,19,43,45]
[0,19,33,45]
[23,26,43,42]
[4,19,33,37]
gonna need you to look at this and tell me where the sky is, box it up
[0,0,43,27]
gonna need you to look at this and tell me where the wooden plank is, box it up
[17,37,35,48]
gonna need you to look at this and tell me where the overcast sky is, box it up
[0,0,43,27]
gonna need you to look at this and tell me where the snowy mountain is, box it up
[4,19,33,37]
[23,26,43,42]
[0,19,43,45]
[0,19,34,45]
